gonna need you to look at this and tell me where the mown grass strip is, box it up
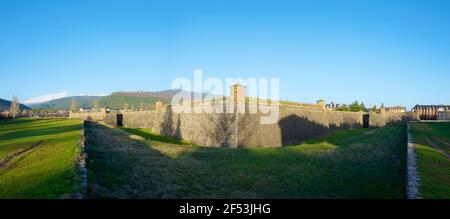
[0,119,83,199]
[410,122,450,199]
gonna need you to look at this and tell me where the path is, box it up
[406,123,420,199]
[437,138,450,147]
[424,137,450,160]
[0,141,43,168]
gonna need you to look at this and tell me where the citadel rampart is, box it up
[69,111,106,121]
[70,98,418,147]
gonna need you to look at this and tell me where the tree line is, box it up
[1,95,70,120]
[334,101,383,112]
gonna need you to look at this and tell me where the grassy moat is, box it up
[85,122,407,198]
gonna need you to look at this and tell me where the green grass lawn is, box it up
[0,119,83,198]
[410,122,450,199]
[86,122,406,198]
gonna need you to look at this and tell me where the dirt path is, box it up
[424,137,450,160]
[406,123,420,199]
[0,141,44,171]
[437,138,450,147]
[0,141,43,167]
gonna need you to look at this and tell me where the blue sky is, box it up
[0,0,449,109]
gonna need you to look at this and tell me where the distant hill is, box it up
[30,89,188,110]
[0,98,31,111]
[110,90,182,100]
[100,93,160,109]
[31,96,103,110]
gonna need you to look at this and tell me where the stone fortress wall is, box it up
[70,85,419,147]
[70,111,107,121]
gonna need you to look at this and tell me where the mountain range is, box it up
[28,89,196,110]
[1,89,217,111]
[23,91,110,105]
[0,98,31,111]
[23,91,71,105]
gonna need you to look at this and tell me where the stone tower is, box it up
[380,103,386,114]
[230,84,246,103]
[155,100,165,111]
[316,99,326,111]
[230,84,246,113]
[316,99,326,106]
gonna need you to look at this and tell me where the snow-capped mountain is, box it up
[24,91,110,106]
[24,91,70,105]
[77,92,109,97]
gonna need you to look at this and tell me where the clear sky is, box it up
[0,0,449,109]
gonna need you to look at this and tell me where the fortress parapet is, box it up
[230,83,246,103]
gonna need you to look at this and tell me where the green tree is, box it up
[10,95,20,119]
[350,101,360,112]
[371,105,377,112]
[359,102,367,112]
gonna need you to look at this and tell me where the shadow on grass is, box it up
[120,127,190,145]
[0,118,35,125]
[85,121,407,199]
[0,123,81,141]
